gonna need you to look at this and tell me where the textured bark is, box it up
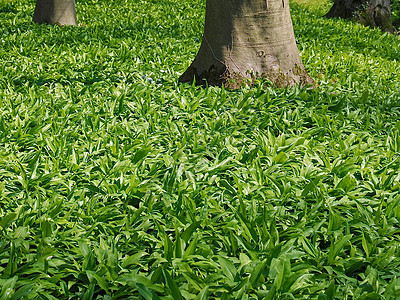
[33,0,77,26]
[179,0,313,88]
[326,0,393,33]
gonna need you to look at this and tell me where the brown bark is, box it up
[179,0,313,88]
[326,0,393,33]
[33,0,77,26]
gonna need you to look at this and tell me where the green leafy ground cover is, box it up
[1,0,400,298]
[292,0,331,13]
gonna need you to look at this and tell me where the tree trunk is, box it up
[326,0,393,33]
[33,0,77,25]
[179,0,313,88]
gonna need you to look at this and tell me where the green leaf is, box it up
[269,257,291,290]
[137,283,160,300]
[264,284,277,300]
[328,235,352,264]
[122,251,147,268]
[88,272,109,294]
[181,220,201,242]
[326,280,336,299]
[0,276,18,299]
[299,236,317,258]
[361,231,373,258]
[0,213,17,229]
[274,152,288,164]
[183,235,198,258]
[132,146,151,164]
[301,178,319,197]
[218,256,237,282]
[82,283,95,300]
[195,286,209,300]
[335,174,356,192]
[9,284,34,300]
[162,268,183,300]
[41,220,52,238]
[249,260,266,288]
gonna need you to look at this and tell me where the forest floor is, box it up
[1,0,400,298]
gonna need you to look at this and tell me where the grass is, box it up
[1,0,400,298]
[291,0,332,14]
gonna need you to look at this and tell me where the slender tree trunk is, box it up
[326,0,393,33]
[179,0,313,88]
[33,0,77,26]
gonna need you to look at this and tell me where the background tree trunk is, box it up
[179,0,313,88]
[326,0,393,33]
[33,0,77,25]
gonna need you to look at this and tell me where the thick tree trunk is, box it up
[326,0,393,33]
[33,0,77,25]
[179,0,313,88]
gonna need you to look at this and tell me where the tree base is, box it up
[326,0,393,33]
[179,64,314,89]
[33,0,77,26]
[179,0,314,89]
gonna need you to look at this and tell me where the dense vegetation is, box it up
[1,0,400,298]
[391,0,400,28]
